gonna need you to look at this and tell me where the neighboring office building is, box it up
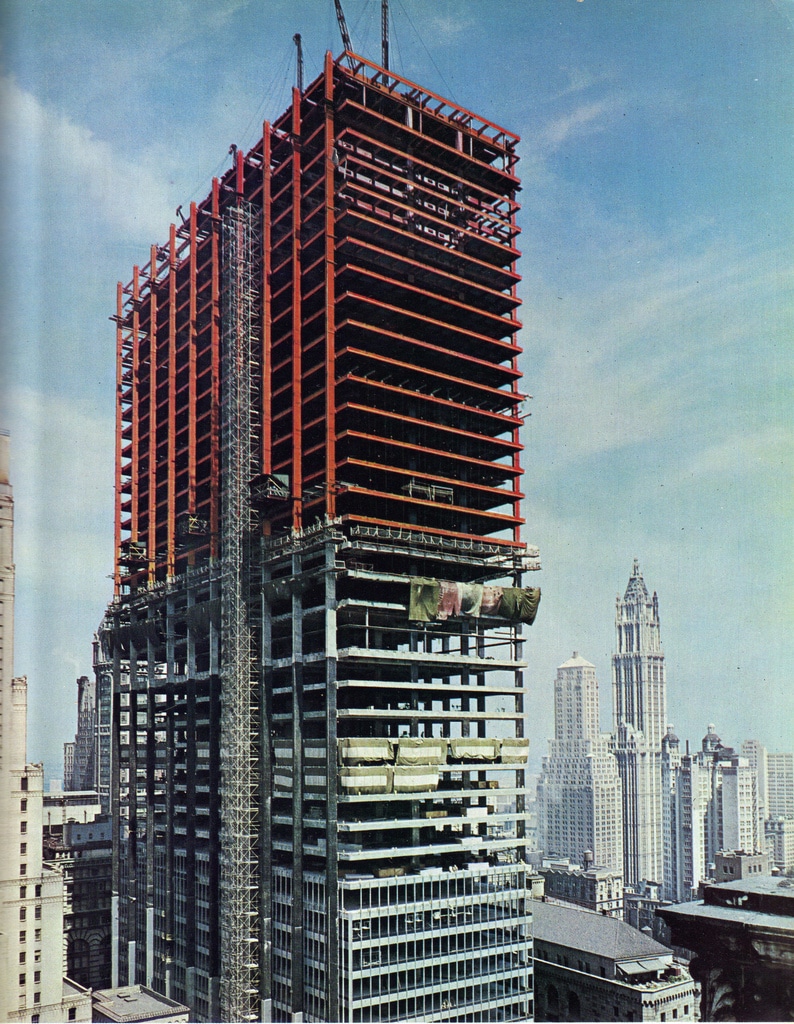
[612,561,667,889]
[100,49,538,1023]
[537,654,624,873]
[532,899,696,1023]
[541,856,624,917]
[44,817,112,990]
[92,986,189,1023]
[765,817,794,874]
[659,875,794,1021]
[0,431,91,1023]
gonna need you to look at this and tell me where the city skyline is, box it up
[0,0,792,779]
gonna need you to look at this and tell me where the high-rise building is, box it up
[98,51,539,1023]
[766,752,794,820]
[741,738,768,828]
[537,654,623,873]
[611,560,667,887]
[665,727,763,902]
[63,676,97,792]
[0,432,92,1023]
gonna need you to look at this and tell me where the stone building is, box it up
[541,858,624,918]
[765,816,794,874]
[659,875,794,1021]
[532,899,696,1022]
[43,817,112,989]
[537,654,624,873]
[612,562,667,889]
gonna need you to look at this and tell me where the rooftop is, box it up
[532,899,670,962]
[92,985,189,1023]
[558,651,595,670]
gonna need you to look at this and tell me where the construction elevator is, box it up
[97,50,540,1023]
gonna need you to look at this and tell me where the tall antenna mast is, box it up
[293,32,303,91]
[333,0,356,69]
[381,0,390,70]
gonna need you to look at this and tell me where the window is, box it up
[20,863,26,876]
[69,1010,77,1022]
[19,952,26,964]
[673,1011,678,1020]
[20,843,27,856]
[34,930,41,942]
[33,991,40,1004]
[19,908,26,921]
[19,974,25,986]
[20,821,27,834]
[21,777,28,791]
[684,1006,689,1015]
[19,886,26,899]
[34,971,40,984]
[21,799,27,812]
[34,905,41,920]
[19,931,26,943]
[32,1017,39,1024]
[34,885,41,898]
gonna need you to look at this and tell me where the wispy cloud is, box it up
[0,75,173,241]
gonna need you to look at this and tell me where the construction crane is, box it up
[333,0,356,69]
[381,0,389,70]
[293,32,303,91]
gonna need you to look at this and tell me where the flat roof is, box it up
[93,985,189,1022]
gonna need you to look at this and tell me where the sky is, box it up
[0,0,791,780]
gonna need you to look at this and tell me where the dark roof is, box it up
[532,899,671,961]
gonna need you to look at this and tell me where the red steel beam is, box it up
[167,222,177,578]
[147,244,158,585]
[131,266,141,545]
[291,88,303,529]
[113,281,124,594]
[210,178,221,559]
[188,203,198,524]
[262,121,273,479]
[324,52,337,518]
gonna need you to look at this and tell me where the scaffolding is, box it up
[219,199,261,1022]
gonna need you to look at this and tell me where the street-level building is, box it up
[44,817,112,990]
[659,875,794,1021]
[532,899,697,1022]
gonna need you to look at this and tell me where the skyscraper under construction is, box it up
[97,47,539,1023]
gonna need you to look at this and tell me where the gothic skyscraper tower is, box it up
[612,560,667,886]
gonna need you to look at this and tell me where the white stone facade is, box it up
[611,561,667,888]
[537,654,624,873]
[0,433,91,1024]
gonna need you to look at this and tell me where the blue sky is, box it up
[1,0,791,779]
